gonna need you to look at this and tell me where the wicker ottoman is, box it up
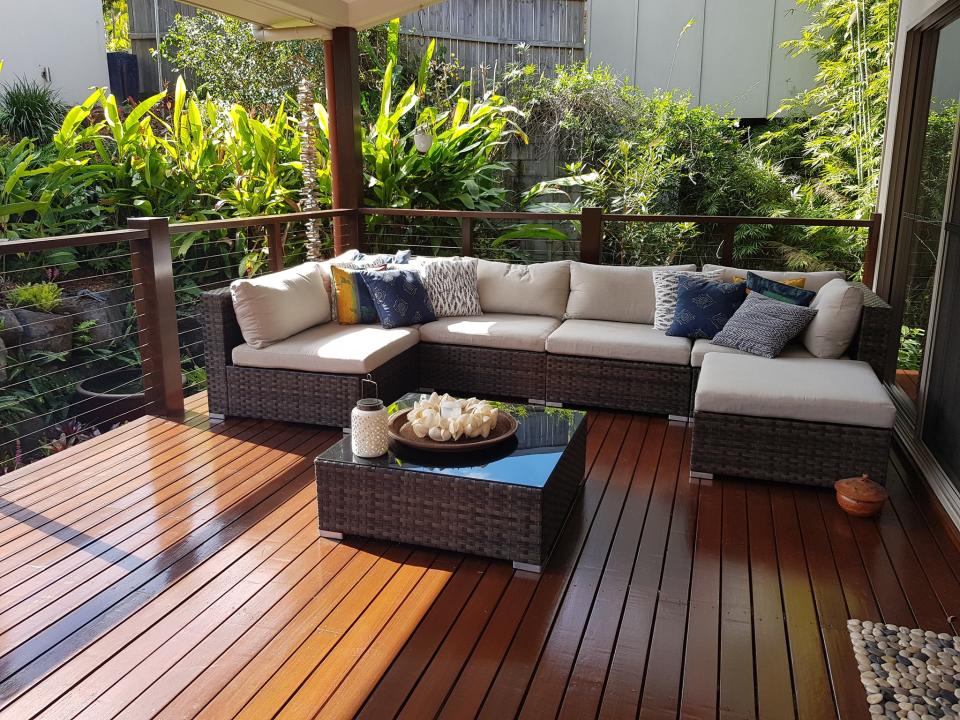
[314,397,587,572]
[690,353,896,487]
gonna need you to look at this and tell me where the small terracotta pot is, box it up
[834,474,888,518]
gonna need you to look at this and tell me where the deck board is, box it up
[0,393,957,719]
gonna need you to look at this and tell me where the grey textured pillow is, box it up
[420,257,482,318]
[711,292,818,358]
[652,269,723,331]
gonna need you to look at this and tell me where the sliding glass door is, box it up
[894,16,960,492]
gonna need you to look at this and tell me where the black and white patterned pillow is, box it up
[711,292,818,358]
[652,269,723,331]
[420,257,482,318]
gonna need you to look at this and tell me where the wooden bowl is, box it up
[834,474,888,518]
[388,409,518,454]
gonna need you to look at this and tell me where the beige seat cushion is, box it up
[690,338,813,367]
[476,259,570,319]
[565,262,696,324]
[695,354,896,428]
[230,262,330,349]
[232,323,419,375]
[702,264,844,292]
[546,319,692,365]
[803,279,864,358]
[419,313,561,353]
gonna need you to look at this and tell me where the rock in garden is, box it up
[59,289,129,346]
[0,309,22,348]
[13,309,72,353]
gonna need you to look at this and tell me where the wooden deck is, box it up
[0,393,958,720]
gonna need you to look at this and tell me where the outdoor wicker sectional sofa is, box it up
[200,254,898,486]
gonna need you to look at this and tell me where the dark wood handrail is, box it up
[0,228,149,254]
[169,208,355,235]
[360,207,876,228]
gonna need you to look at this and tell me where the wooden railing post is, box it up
[128,216,184,419]
[862,212,882,288]
[580,207,603,264]
[266,220,284,273]
[720,223,736,266]
[461,217,473,257]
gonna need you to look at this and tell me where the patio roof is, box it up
[182,0,442,39]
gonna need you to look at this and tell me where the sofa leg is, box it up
[528,398,546,406]
[690,470,714,481]
[546,401,564,408]
[512,560,543,573]
[208,412,225,421]
[319,529,344,540]
[668,414,691,423]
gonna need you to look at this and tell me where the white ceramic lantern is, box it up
[351,379,388,458]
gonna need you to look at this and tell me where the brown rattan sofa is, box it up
[200,257,897,485]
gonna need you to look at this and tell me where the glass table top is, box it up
[317,394,587,488]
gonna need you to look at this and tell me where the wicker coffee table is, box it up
[314,394,587,572]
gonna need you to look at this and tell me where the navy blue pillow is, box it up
[360,268,437,329]
[746,271,816,306]
[666,276,747,340]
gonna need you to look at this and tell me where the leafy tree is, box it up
[763,0,899,217]
[103,0,130,52]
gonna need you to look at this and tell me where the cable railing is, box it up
[0,205,879,474]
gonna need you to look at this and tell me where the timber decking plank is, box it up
[717,481,756,720]
[769,486,836,720]
[678,476,722,720]
[634,425,696,720]
[794,490,870,720]
[746,484,796,720]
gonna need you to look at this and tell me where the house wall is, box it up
[0,0,109,104]
[586,0,818,118]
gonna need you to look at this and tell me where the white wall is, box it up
[587,0,818,118]
[0,0,109,105]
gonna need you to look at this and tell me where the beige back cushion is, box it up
[565,262,696,324]
[476,259,571,318]
[230,262,330,349]
[702,264,844,292]
[803,279,864,358]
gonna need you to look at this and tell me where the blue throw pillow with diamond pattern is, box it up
[359,268,437,329]
[665,276,747,340]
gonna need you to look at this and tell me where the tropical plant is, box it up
[898,325,925,371]
[6,282,63,312]
[0,78,67,144]
[764,0,899,217]
[103,0,130,52]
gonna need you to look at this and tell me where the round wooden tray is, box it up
[388,409,518,454]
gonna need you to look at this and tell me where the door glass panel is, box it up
[923,225,960,486]
[896,19,960,407]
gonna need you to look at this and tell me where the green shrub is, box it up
[0,78,67,144]
[6,283,62,312]
[898,326,925,371]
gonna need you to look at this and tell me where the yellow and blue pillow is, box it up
[736,272,816,306]
[666,276,747,340]
[331,264,381,324]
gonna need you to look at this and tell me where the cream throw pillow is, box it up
[230,262,330,349]
[802,279,864,358]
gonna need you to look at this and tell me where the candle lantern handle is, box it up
[361,375,379,400]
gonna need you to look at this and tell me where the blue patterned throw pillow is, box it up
[666,276,747,340]
[745,271,816,306]
[359,268,437,329]
[711,292,818,358]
